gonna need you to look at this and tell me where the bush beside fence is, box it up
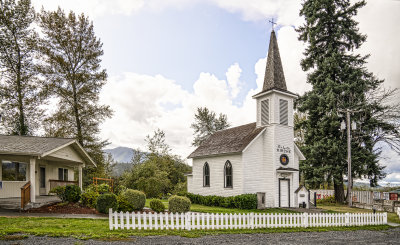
[184,193,257,209]
[109,209,387,230]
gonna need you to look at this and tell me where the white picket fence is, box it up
[397,207,400,219]
[108,209,387,230]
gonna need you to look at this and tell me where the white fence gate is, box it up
[109,209,387,230]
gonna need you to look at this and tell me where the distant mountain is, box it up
[104,146,134,163]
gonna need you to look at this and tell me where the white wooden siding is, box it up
[189,154,243,197]
[48,145,83,163]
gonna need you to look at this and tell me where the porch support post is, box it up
[78,165,83,191]
[30,157,36,203]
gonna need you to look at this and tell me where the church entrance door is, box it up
[279,179,290,207]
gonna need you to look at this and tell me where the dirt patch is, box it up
[24,202,99,214]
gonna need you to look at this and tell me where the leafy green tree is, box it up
[0,0,43,135]
[121,130,191,198]
[145,129,171,156]
[37,8,112,186]
[191,107,230,147]
[296,0,398,202]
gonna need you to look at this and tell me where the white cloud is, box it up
[226,63,242,98]
[100,63,257,158]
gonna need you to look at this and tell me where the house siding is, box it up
[48,145,83,163]
[188,154,243,197]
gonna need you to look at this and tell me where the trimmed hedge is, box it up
[168,195,191,213]
[184,193,257,209]
[96,193,118,214]
[65,185,81,203]
[81,190,100,208]
[117,195,134,212]
[150,199,165,213]
[123,189,146,211]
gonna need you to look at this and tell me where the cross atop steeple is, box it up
[269,18,277,30]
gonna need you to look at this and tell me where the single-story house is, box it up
[0,135,96,203]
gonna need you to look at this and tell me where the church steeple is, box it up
[262,30,287,92]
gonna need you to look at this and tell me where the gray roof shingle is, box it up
[263,30,287,92]
[188,122,266,158]
[0,135,75,156]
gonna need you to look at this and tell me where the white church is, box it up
[187,30,306,208]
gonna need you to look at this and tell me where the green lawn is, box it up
[145,199,295,214]
[318,204,400,224]
[0,217,392,241]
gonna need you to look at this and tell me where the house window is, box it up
[1,161,27,181]
[58,168,68,181]
[279,99,288,125]
[261,99,269,125]
[203,162,210,187]
[224,161,233,188]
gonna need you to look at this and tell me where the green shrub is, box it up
[123,189,146,210]
[50,186,66,202]
[97,183,111,194]
[233,194,257,209]
[316,195,336,205]
[150,199,165,213]
[184,193,257,209]
[65,185,81,203]
[96,193,118,214]
[168,195,191,213]
[117,195,134,212]
[81,189,99,208]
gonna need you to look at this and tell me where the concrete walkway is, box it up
[0,196,61,210]
[0,209,108,219]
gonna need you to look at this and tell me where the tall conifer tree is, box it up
[297,0,398,202]
[38,8,112,186]
[0,0,42,135]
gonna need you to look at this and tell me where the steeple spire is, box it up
[262,30,287,92]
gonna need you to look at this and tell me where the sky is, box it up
[31,0,400,185]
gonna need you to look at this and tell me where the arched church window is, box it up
[224,161,233,188]
[203,162,210,187]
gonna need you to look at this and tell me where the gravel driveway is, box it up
[1,228,399,245]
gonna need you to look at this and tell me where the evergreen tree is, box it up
[0,0,43,135]
[296,0,398,202]
[191,107,230,147]
[37,8,112,186]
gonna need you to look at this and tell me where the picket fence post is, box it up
[109,209,113,230]
[302,213,308,228]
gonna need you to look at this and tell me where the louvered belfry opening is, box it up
[261,99,269,125]
[279,99,288,125]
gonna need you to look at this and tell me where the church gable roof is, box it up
[188,122,266,159]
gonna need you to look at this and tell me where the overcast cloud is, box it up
[32,0,400,184]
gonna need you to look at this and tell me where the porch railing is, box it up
[49,179,78,191]
[20,181,31,209]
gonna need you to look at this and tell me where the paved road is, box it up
[1,227,399,245]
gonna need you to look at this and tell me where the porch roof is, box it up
[0,135,96,166]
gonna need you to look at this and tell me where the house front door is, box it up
[279,179,290,207]
[39,167,46,195]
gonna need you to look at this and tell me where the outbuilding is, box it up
[295,185,310,208]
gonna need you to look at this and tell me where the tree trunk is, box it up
[16,46,27,136]
[71,81,83,146]
[334,177,345,203]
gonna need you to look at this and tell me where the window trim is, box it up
[203,162,210,187]
[58,168,69,181]
[1,160,27,182]
[224,160,233,188]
